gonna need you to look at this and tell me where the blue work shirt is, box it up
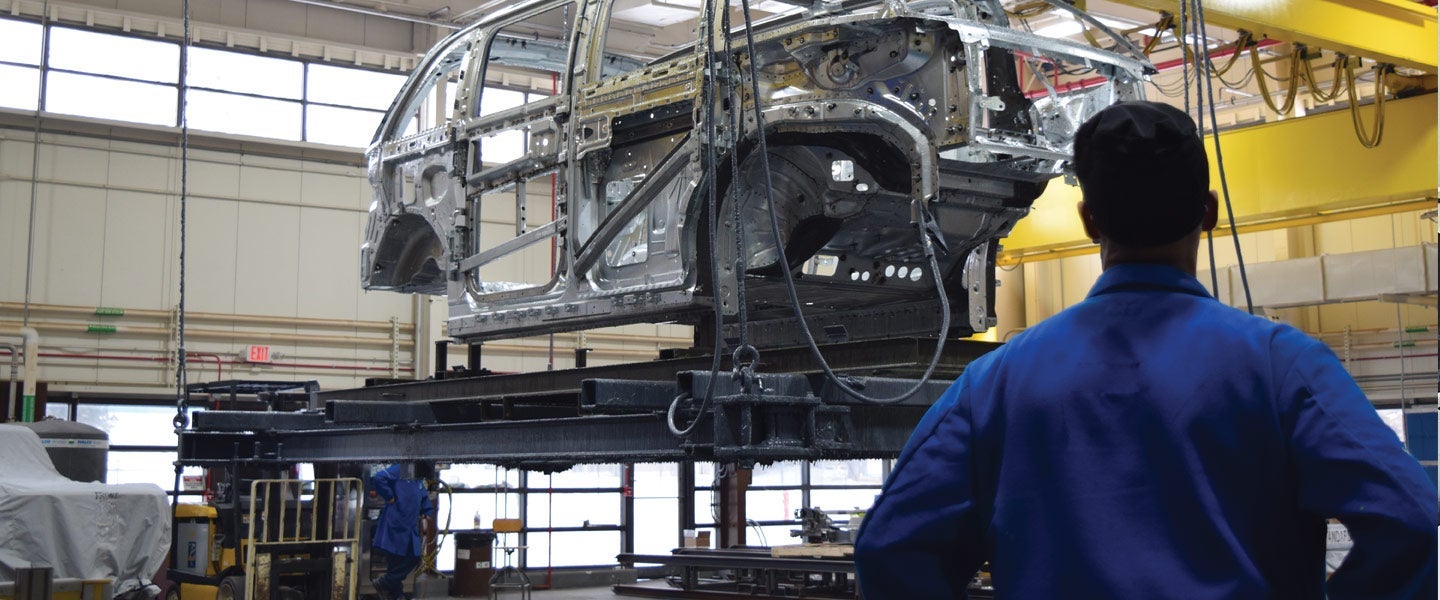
[371,465,436,558]
[855,264,1437,599]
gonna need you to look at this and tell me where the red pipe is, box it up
[188,352,224,380]
[1023,38,1282,99]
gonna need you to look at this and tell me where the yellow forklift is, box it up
[167,465,366,600]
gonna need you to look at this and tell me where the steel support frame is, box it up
[180,358,967,469]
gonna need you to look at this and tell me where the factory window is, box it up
[187,47,304,99]
[305,104,384,147]
[76,404,180,447]
[0,16,412,147]
[307,64,405,111]
[45,71,178,126]
[186,89,303,140]
[184,47,304,140]
[304,65,405,147]
[527,531,622,567]
[695,460,885,547]
[0,18,41,110]
[43,27,179,126]
[48,26,179,82]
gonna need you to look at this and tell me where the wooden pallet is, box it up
[769,543,854,558]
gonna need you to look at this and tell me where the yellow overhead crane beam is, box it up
[1092,0,1437,72]
[1000,94,1437,264]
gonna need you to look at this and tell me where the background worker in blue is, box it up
[371,463,437,600]
[854,102,1437,599]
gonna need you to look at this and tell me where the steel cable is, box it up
[667,0,725,436]
[734,0,951,405]
[1193,0,1254,313]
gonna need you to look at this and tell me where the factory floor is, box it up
[441,579,678,599]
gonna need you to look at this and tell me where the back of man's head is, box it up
[1072,101,1210,247]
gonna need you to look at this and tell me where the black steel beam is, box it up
[325,400,436,424]
[179,414,708,468]
[318,338,997,403]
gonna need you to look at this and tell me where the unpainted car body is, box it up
[361,0,1149,347]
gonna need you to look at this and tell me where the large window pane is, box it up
[187,89,301,140]
[526,531,620,567]
[811,459,884,486]
[46,72,176,125]
[0,18,42,65]
[44,403,69,420]
[187,47,302,99]
[108,451,182,488]
[633,462,678,498]
[76,404,179,446]
[746,489,801,523]
[528,492,620,528]
[634,497,678,554]
[48,27,179,83]
[305,104,382,147]
[306,64,406,110]
[0,64,39,110]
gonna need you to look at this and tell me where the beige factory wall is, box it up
[0,124,696,392]
[1013,210,1439,335]
[0,125,418,392]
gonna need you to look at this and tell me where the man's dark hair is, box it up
[1072,101,1210,248]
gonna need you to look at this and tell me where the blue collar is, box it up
[1087,263,1214,300]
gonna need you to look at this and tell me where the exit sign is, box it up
[246,345,272,363]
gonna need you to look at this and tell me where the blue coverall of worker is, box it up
[854,264,1438,599]
[371,465,436,600]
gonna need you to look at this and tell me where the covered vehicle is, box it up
[0,424,169,593]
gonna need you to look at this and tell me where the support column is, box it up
[716,464,750,549]
[621,464,635,554]
[467,343,483,372]
[678,462,696,549]
[433,341,447,379]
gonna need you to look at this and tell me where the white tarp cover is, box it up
[0,424,169,585]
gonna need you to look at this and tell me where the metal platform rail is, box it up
[177,339,999,469]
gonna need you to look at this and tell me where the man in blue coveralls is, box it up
[371,463,436,600]
[854,102,1437,599]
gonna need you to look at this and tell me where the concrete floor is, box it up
[449,579,676,599]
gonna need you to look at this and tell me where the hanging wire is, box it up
[667,0,725,436]
[1301,53,1348,103]
[174,0,193,431]
[1249,43,1302,114]
[1179,0,1219,296]
[24,1,51,331]
[723,0,756,376]
[734,0,951,405]
[1192,0,1254,314]
[1345,60,1389,148]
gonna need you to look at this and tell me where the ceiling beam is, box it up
[1089,0,1437,71]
